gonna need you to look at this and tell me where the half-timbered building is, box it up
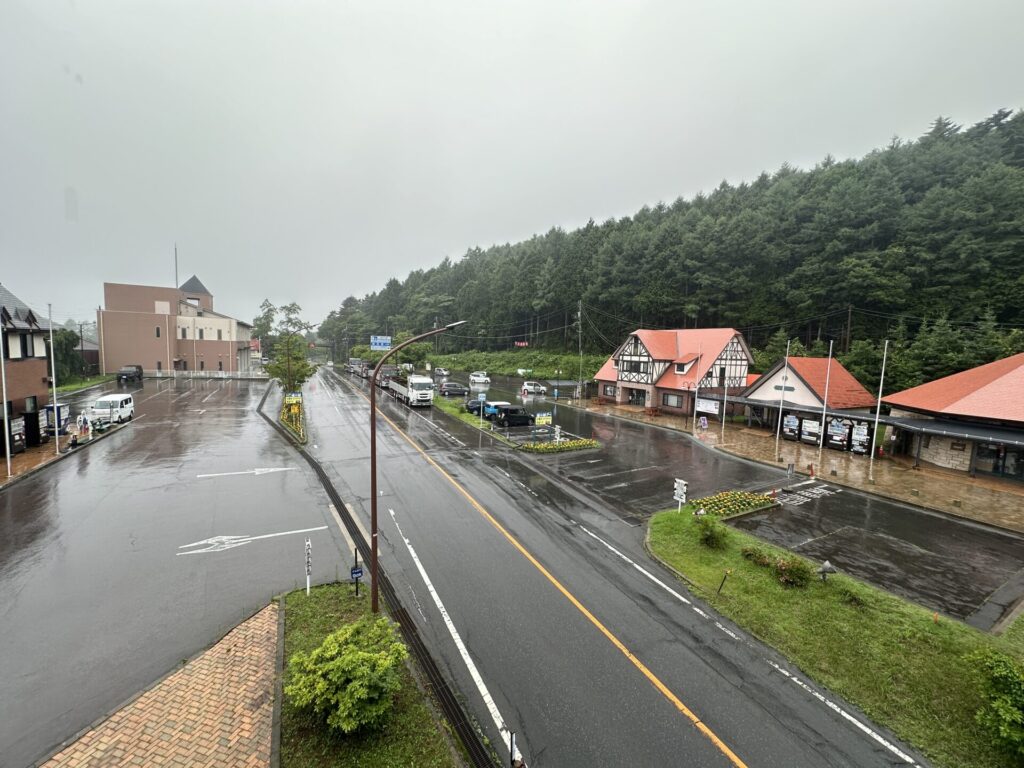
[593,328,752,414]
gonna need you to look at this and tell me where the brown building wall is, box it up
[173,339,245,372]
[99,310,174,373]
[3,357,49,414]
[103,283,213,313]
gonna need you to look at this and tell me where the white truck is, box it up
[388,374,435,407]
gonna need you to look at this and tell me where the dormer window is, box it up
[675,360,694,375]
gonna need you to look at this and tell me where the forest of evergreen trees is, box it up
[318,110,1024,394]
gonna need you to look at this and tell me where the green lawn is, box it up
[55,374,113,394]
[648,509,1024,768]
[281,584,462,768]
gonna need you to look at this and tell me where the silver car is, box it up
[469,371,490,384]
[521,381,547,395]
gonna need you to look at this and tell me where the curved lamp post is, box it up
[370,320,466,612]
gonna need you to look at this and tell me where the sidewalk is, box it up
[40,604,279,768]
[579,400,1024,534]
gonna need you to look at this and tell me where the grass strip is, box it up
[648,508,1024,768]
[55,374,114,394]
[281,584,461,768]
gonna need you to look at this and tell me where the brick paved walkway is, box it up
[42,604,278,768]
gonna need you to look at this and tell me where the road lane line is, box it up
[344,502,373,552]
[389,508,524,766]
[576,524,692,606]
[371,407,748,767]
[327,504,355,552]
[768,662,919,766]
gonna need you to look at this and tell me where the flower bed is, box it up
[519,438,599,454]
[691,490,773,517]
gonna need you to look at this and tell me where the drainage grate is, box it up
[258,386,497,767]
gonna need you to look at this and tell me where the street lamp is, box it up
[370,320,466,612]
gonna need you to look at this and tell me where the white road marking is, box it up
[196,467,295,479]
[202,387,221,403]
[768,662,919,766]
[577,521,919,763]
[602,482,628,490]
[177,525,328,554]
[344,503,373,549]
[790,479,817,488]
[589,465,662,479]
[173,390,192,401]
[327,504,355,552]
[389,508,523,765]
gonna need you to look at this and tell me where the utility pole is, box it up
[48,304,59,455]
[577,300,583,402]
[846,304,853,353]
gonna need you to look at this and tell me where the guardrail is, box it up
[145,370,270,380]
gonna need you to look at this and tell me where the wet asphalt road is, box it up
[0,378,344,768]
[461,374,1024,629]
[311,369,927,768]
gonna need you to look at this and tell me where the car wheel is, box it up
[128,412,133,421]
[117,415,124,424]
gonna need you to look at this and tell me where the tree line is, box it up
[313,110,1024,395]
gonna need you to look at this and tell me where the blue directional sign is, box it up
[351,567,364,580]
[478,392,486,401]
[370,335,392,351]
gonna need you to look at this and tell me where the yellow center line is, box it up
[338,373,748,767]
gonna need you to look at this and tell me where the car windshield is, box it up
[412,382,432,390]
[93,400,114,410]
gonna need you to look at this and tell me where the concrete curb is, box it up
[270,595,285,768]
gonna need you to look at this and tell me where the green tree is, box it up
[51,328,85,382]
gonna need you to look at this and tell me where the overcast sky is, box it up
[2,0,1023,329]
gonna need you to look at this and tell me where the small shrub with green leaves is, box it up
[970,648,1024,760]
[285,615,409,734]
[696,516,729,549]
[741,545,772,568]
[773,555,813,588]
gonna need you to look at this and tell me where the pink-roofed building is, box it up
[881,353,1024,479]
[594,328,752,416]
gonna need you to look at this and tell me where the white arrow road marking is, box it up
[389,508,524,766]
[196,467,295,479]
[178,525,328,554]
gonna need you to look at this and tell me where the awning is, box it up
[887,416,1024,448]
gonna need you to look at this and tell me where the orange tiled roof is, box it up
[786,357,876,409]
[593,328,742,388]
[883,353,1024,422]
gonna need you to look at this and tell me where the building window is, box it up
[155,325,161,338]
[157,361,162,371]
[199,328,204,340]
[200,360,205,371]
[20,334,30,357]
[181,328,187,339]
[603,384,617,397]
[218,361,223,371]
[217,329,222,340]
[662,393,683,408]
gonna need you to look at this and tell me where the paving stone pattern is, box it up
[42,604,278,768]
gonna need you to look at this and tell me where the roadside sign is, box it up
[478,392,486,401]
[351,567,364,580]
[370,335,392,351]
[673,478,688,512]
[698,416,708,430]
[535,412,552,426]
[304,537,312,595]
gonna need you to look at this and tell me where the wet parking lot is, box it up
[731,480,1024,630]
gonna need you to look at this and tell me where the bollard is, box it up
[717,570,731,595]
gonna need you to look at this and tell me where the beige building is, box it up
[97,276,252,375]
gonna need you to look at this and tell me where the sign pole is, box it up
[305,537,312,596]
[774,339,791,461]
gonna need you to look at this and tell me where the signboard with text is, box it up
[535,412,552,425]
[695,397,719,415]
[370,335,392,351]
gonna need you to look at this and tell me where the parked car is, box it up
[466,398,485,416]
[439,382,469,397]
[493,404,535,428]
[117,364,143,384]
[483,400,511,420]
[434,367,450,377]
[468,371,490,384]
[521,381,547,395]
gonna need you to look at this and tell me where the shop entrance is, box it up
[975,444,1024,482]
[627,388,646,406]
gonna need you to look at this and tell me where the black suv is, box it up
[117,364,143,384]
[493,405,535,428]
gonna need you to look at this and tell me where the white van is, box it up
[87,394,135,425]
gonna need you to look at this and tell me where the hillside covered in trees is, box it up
[318,110,1024,393]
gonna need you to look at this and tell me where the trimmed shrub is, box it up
[696,517,729,549]
[970,649,1024,760]
[773,555,813,588]
[285,615,409,734]
[741,545,772,568]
